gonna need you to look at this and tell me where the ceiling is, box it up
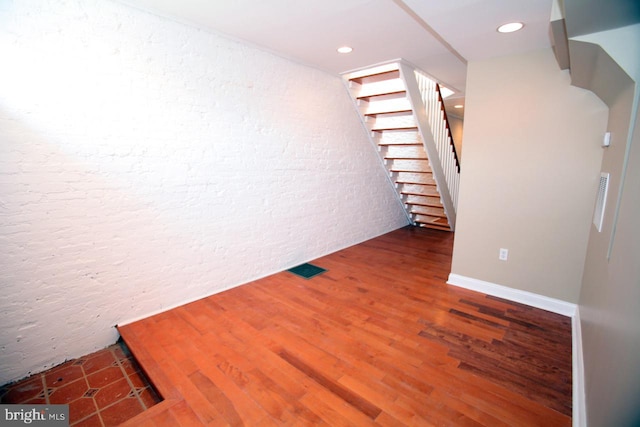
[117,0,560,117]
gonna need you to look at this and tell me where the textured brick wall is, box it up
[0,0,408,383]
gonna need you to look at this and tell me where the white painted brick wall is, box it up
[0,0,408,384]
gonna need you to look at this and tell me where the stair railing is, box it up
[399,62,459,228]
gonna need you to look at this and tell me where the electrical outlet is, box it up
[499,248,509,261]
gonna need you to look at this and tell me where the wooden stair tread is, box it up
[414,214,450,225]
[346,63,400,80]
[416,222,451,231]
[405,201,443,208]
[357,90,406,100]
[372,125,418,131]
[410,208,447,219]
[397,180,435,187]
[394,172,435,186]
[394,180,436,187]
[350,69,399,84]
[401,188,440,197]
[377,141,422,146]
[364,108,412,116]
[391,168,433,174]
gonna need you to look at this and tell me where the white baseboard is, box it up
[447,273,577,316]
[572,306,586,427]
[446,273,585,425]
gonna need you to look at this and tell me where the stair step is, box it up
[388,159,430,172]
[373,125,418,132]
[386,154,428,161]
[351,69,400,85]
[416,221,451,231]
[385,145,427,160]
[410,205,446,218]
[404,194,442,207]
[365,107,412,117]
[355,78,405,99]
[414,214,450,228]
[400,184,440,197]
[362,95,412,116]
[395,172,435,185]
[343,62,455,233]
[368,112,415,131]
[378,140,421,146]
[345,63,400,80]
[375,130,421,146]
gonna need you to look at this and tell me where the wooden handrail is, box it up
[435,84,461,172]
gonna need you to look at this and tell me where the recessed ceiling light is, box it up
[454,104,463,109]
[337,46,353,54]
[497,22,524,33]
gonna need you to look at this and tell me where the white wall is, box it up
[0,0,408,384]
[574,24,640,426]
[450,48,608,303]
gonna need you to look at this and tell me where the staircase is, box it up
[343,62,460,231]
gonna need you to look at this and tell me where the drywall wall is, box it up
[0,0,408,384]
[450,48,608,303]
[575,25,640,426]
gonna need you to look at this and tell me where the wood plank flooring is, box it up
[118,226,572,426]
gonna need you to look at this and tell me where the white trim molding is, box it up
[572,306,587,427]
[447,273,577,316]
[447,273,586,426]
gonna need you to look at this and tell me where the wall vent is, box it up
[593,172,609,232]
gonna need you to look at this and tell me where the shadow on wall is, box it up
[0,111,254,384]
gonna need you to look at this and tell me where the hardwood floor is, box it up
[118,226,572,426]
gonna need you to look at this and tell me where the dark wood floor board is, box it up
[298,387,376,427]
[425,312,506,343]
[118,226,572,426]
[457,385,568,427]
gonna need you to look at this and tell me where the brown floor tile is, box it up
[2,343,160,426]
[0,376,44,403]
[94,377,132,410]
[119,357,140,376]
[113,346,128,361]
[100,397,145,426]
[23,397,48,404]
[127,372,147,389]
[83,351,117,375]
[49,377,89,405]
[86,366,124,389]
[71,412,103,427]
[45,363,84,388]
[69,396,99,424]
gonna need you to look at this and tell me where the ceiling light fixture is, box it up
[454,105,463,109]
[337,46,353,54]
[497,22,524,33]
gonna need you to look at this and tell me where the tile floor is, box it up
[0,341,161,426]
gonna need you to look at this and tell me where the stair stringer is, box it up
[340,68,414,227]
[397,62,457,230]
